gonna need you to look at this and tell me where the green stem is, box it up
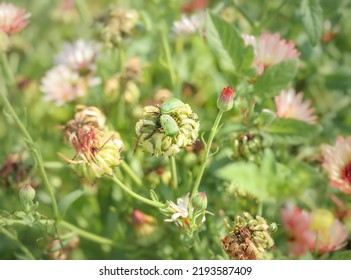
[0,58,59,220]
[191,110,224,198]
[257,201,263,216]
[59,220,114,246]
[161,29,177,88]
[75,0,91,23]
[169,156,178,191]
[0,227,36,260]
[120,161,142,187]
[111,174,165,208]
[1,52,15,85]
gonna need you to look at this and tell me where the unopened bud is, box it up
[217,86,235,112]
[19,184,36,204]
[191,192,207,211]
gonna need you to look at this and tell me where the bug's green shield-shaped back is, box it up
[160,114,179,137]
[160,98,184,114]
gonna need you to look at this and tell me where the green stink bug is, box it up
[160,114,179,137]
[160,98,184,114]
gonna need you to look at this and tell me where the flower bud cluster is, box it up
[63,105,124,181]
[135,99,200,157]
[95,7,139,48]
[232,133,268,163]
[221,212,275,260]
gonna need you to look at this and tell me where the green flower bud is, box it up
[217,86,235,112]
[19,184,36,204]
[191,192,207,212]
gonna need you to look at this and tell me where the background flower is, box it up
[243,32,300,75]
[0,2,30,35]
[322,136,351,194]
[274,88,317,124]
[54,39,100,74]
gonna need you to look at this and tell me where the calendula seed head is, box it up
[95,7,139,48]
[62,106,124,182]
[221,212,275,260]
[70,132,123,181]
[135,99,199,157]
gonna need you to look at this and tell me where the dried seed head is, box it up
[221,212,275,260]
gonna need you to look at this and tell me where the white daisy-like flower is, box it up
[40,65,87,105]
[0,2,30,35]
[172,13,203,37]
[164,194,190,224]
[54,39,100,73]
[322,135,351,194]
[274,88,317,124]
[243,32,300,75]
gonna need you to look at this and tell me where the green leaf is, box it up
[264,118,321,144]
[254,60,298,98]
[300,0,323,46]
[215,161,270,201]
[329,251,351,260]
[325,68,351,90]
[58,189,84,217]
[205,11,254,75]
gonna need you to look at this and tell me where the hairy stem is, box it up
[120,161,142,187]
[60,220,114,246]
[1,52,15,85]
[111,174,165,208]
[169,156,178,191]
[0,56,59,220]
[191,110,223,198]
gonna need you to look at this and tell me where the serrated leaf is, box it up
[215,162,270,201]
[254,60,298,98]
[58,189,84,217]
[264,118,320,144]
[300,0,323,46]
[205,11,254,75]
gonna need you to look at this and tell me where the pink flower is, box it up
[282,203,349,257]
[242,32,300,75]
[281,203,315,256]
[40,65,87,105]
[322,136,351,194]
[54,39,100,74]
[274,88,317,124]
[0,2,30,35]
